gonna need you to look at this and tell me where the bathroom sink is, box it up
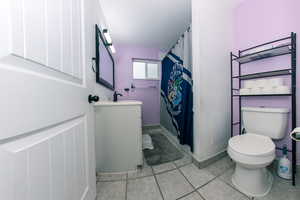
[94,100,142,106]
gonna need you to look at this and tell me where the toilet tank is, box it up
[242,107,289,139]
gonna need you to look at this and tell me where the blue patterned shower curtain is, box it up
[161,31,193,151]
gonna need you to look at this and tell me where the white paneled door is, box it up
[0,0,95,200]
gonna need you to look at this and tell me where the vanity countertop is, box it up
[94,100,143,106]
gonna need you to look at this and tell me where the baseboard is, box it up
[193,150,228,169]
[142,124,161,131]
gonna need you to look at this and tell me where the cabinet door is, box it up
[95,105,143,172]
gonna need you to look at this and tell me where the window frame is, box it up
[132,58,161,80]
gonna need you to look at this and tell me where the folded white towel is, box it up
[142,134,154,150]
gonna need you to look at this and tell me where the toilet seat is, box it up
[229,133,275,156]
[228,133,275,168]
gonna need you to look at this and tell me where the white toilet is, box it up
[228,107,289,197]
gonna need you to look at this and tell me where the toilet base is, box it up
[232,164,273,197]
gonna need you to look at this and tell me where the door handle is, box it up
[88,95,99,103]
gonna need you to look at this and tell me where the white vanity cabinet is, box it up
[94,101,143,173]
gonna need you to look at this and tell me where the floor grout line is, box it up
[153,166,178,175]
[192,170,235,200]
[220,177,252,200]
[99,164,254,200]
[173,159,194,168]
[97,179,127,182]
[196,176,219,190]
[208,166,251,198]
[98,127,293,200]
[197,166,252,200]
[97,157,192,183]
[125,173,128,200]
[127,174,153,180]
[176,162,209,200]
[152,166,165,200]
[195,190,207,200]
[176,190,198,200]
[176,161,246,200]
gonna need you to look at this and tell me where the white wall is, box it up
[84,0,114,98]
[192,0,233,162]
[82,0,114,198]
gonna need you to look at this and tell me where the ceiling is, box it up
[99,0,191,51]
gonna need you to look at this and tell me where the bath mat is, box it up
[143,134,183,166]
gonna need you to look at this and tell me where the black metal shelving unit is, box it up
[230,32,297,185]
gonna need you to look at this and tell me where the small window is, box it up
[133,62,146,79]
[133,59,160,80]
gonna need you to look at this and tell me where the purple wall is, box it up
[114,45,161,126]
[233,0,300,163]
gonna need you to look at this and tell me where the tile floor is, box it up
[96,128,300,200]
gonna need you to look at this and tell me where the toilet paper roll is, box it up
[256,79,268,88]
[262,87,276,94]
[251,87,263,95]
[240,88,251,95]
[244,80,256,89]
[276,86,290,94]
[268,78,283,87]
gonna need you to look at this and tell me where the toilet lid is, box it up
[229,133,275,156]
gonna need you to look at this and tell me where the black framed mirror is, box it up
[95,24,115,90]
